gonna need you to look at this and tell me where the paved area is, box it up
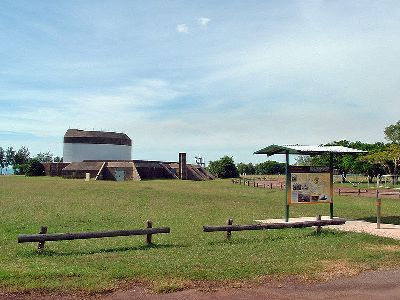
[256,216,400,240]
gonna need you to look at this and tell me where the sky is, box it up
[1,0,400,165]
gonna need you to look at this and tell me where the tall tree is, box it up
[384,120,400,144]
[0,146,4,174]
[361,144,400,184]
[255,161,285,175]
[14,146,30,165]
[237,162,255,175]
[53,156,63,162]
[208,156,239,178]
[5,147,15,167]
[35,151,53,163]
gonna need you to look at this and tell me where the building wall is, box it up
[42,162,70,176]
[63,143,132,162]
[103,167,134,181]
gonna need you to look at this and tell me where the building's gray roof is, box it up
[64,129,132,146]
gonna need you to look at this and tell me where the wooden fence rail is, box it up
[18,220,170,250]
[204,217,346,239]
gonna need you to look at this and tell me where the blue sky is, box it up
[1,0,399,164]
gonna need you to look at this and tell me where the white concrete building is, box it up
[63,129,132,162]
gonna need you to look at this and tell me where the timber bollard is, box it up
[225,218,233,240]
[146,220,153,245]
[38,226,48,250]
[315,215,322,234]
[376,198,382,229]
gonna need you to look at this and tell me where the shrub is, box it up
[208,156,239,178]
[25,159,45,176]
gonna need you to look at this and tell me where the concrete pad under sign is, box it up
[255,216,341,224]
[255,217,400,241]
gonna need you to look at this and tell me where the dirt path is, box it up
[104,269,400,300]
[3,269,400,300]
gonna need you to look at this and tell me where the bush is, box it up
[208,156,239,178]
[25,159,45,176]
[13,163,29,175]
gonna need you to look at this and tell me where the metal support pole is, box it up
[285,150,290,222]
[329,153,334,219]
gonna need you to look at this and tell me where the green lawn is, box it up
[1,176,400,293]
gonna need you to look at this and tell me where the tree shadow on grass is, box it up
[22,243,186,257]
[357,216,400,225]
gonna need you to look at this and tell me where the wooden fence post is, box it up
[358,188,361,196]
[280,183,283,190]
[376,199,381,229]
[225,218,233,240]
[38,226,48,250]
[146,220,153,245]
[270,183,273,189]
[315,215,322,234]
[338,188,341,196]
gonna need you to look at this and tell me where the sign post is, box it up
[329,153,334,219]
[285,150,290,222]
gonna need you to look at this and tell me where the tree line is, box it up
[208,156,285,178]
[0,146,62,176]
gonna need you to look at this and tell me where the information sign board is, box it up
[289,166,332,204]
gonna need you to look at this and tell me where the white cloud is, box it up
[198,17,210,27]
[176,23,189,33]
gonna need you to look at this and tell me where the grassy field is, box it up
[1,176,400,294]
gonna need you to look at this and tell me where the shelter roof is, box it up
[254,144,367,156]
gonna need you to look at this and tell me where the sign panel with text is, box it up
[289,166,332,204]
